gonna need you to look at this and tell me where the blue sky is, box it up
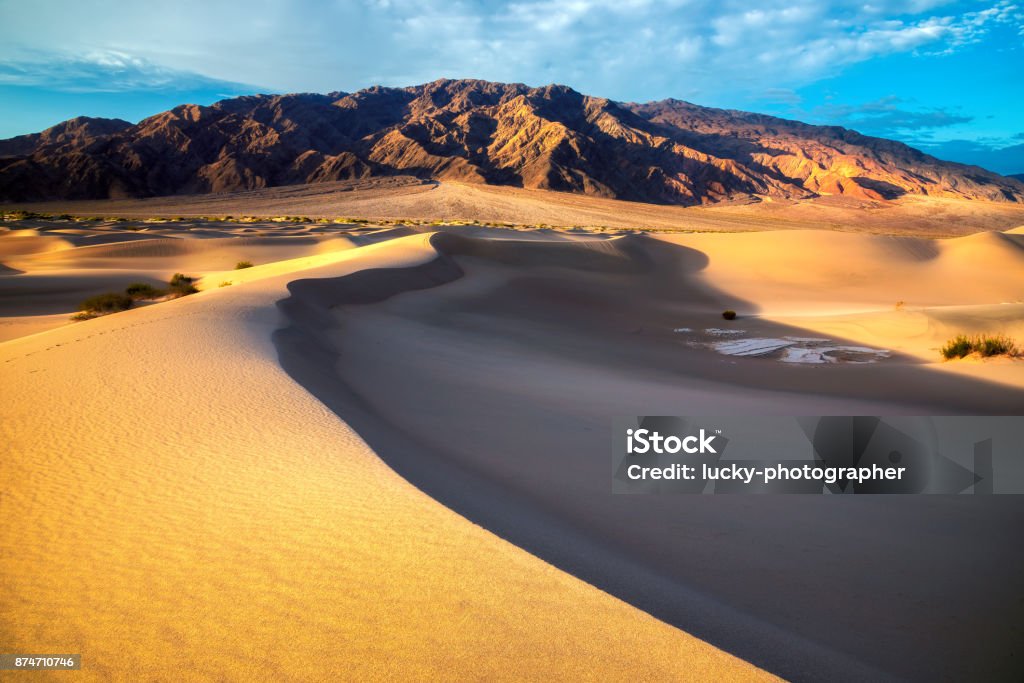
[1,0,1022,174]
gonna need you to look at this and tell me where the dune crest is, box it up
[0,232,775,681]
[273,229,1024,681]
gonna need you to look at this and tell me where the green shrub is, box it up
[125,282,162,300]
[941,335,973,359]
[234,261,254,270]
[941,334,1019,360]
[977,335,1018,357]
[722,310,737,321]
[169,273,199,297]
[80,292,133,314]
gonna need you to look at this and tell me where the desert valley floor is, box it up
[2,180,1024,681]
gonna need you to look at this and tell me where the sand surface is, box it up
[275,230,1024,681]
[0,234,772,681]
[3,209,1023,681]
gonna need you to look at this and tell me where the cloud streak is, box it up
[0,50,258,94]
[812,97,974,136]
[0,0,1019,99]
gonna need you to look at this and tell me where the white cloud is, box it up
[0,0,1019,100]
[0,49,257,93]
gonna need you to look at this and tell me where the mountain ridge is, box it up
[2,78,1021,205]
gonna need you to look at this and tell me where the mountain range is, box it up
[1,78,1021,205]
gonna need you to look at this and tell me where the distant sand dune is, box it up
[13,177,1024,236]
[0,227,363,340]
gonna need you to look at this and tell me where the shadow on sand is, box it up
[274,233,1024,683]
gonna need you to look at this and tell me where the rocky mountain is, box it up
[1,79,1021,205]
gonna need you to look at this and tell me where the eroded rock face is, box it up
[2,79,1022,204]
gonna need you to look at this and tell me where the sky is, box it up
[1,0,1022,174]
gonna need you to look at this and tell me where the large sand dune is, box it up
[2,215,1023,681]
[0,235,771,681]
[275,231,1024,681]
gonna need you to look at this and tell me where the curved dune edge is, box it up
[274,231,1024,682]
[0,234,774,681]
[273,233,895,683]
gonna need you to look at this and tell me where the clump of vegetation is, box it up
[77,292,134,319]
[941,335,973,359]
[219,281,233,287]
[941,334,1019,360]
[169,273,199,297]
[2,210,44,220]
[71,274,202,322]
[125,282,163,300]
[976,335,1018,357]
[894,300,905,310]
[722,310,737,321]
[235,261,254,270]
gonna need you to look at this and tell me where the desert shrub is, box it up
[722,310,737,321]
[977,335,1018,357]
[125,282,162,299]
[80,292,133,314]
[235,261,254,270]
[169,273,199,296]
[219,281,233,287]
[941,335,973,359]
[941,334,1019,360]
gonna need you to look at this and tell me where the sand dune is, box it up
[660,229,1024,312]
[3,218,1022,681]
[656,229,1024,387]
[0,235,771,681]
[275,230,1024,681]
[0,224,364,341]
[17,235,357,271]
